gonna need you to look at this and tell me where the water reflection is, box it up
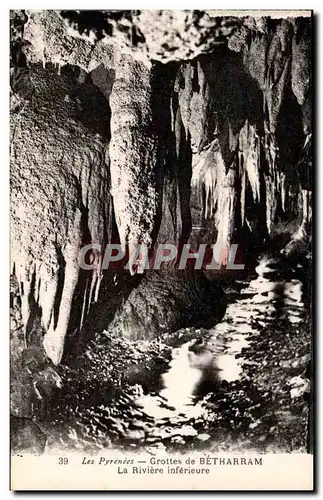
[136,257,308,422]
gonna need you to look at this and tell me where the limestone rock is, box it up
[10,63,111,364]
[110,270,227,340]
[10,11,312,367]
[109,55,176,269]
[11,415,47,455]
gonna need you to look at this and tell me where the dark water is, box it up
[128,256,311,448]
[41,255,311,453]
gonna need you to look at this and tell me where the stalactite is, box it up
[37,262,59,331]
[109,52,172,272]
[190,137,237,261]
[238,120,261,204]
[10,64,111,364]
[176,59,210,153]
[215,164,237,257]
[10,11,312,369]
[263,128,279,235]
[231,19,296,235]
[291,17,311,109]
[280,172,287,212]
[240,162,246,226]
[264,21,293,133]
[191,140,219,220]
[43,239,82,365]
[157,99,183,246]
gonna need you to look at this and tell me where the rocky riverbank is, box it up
[11,257,310,456]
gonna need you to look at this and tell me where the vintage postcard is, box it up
[10,9,314,491]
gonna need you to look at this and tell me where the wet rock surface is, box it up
[10,11,312,457]
[10,62,111,365]
[16,256,311,455]
[110,270,227,340]
[11,415,47,455]
[10,11,312,366]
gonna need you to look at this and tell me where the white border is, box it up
[1,2,321,498]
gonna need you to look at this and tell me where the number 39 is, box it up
[58,457,68,465]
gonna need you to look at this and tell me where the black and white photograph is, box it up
[9,9,313,490]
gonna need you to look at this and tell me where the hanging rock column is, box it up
[283,17,313,255]
[109,53,172,272]
[10,64,111,365]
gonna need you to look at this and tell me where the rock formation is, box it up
[10,415,47,455]
[10,10,312,373]
[110,270,227,340]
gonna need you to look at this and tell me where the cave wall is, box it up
[173,18,312,255]
[10,62,111,365]
[10,10,312,369]
[109,53,176,269]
